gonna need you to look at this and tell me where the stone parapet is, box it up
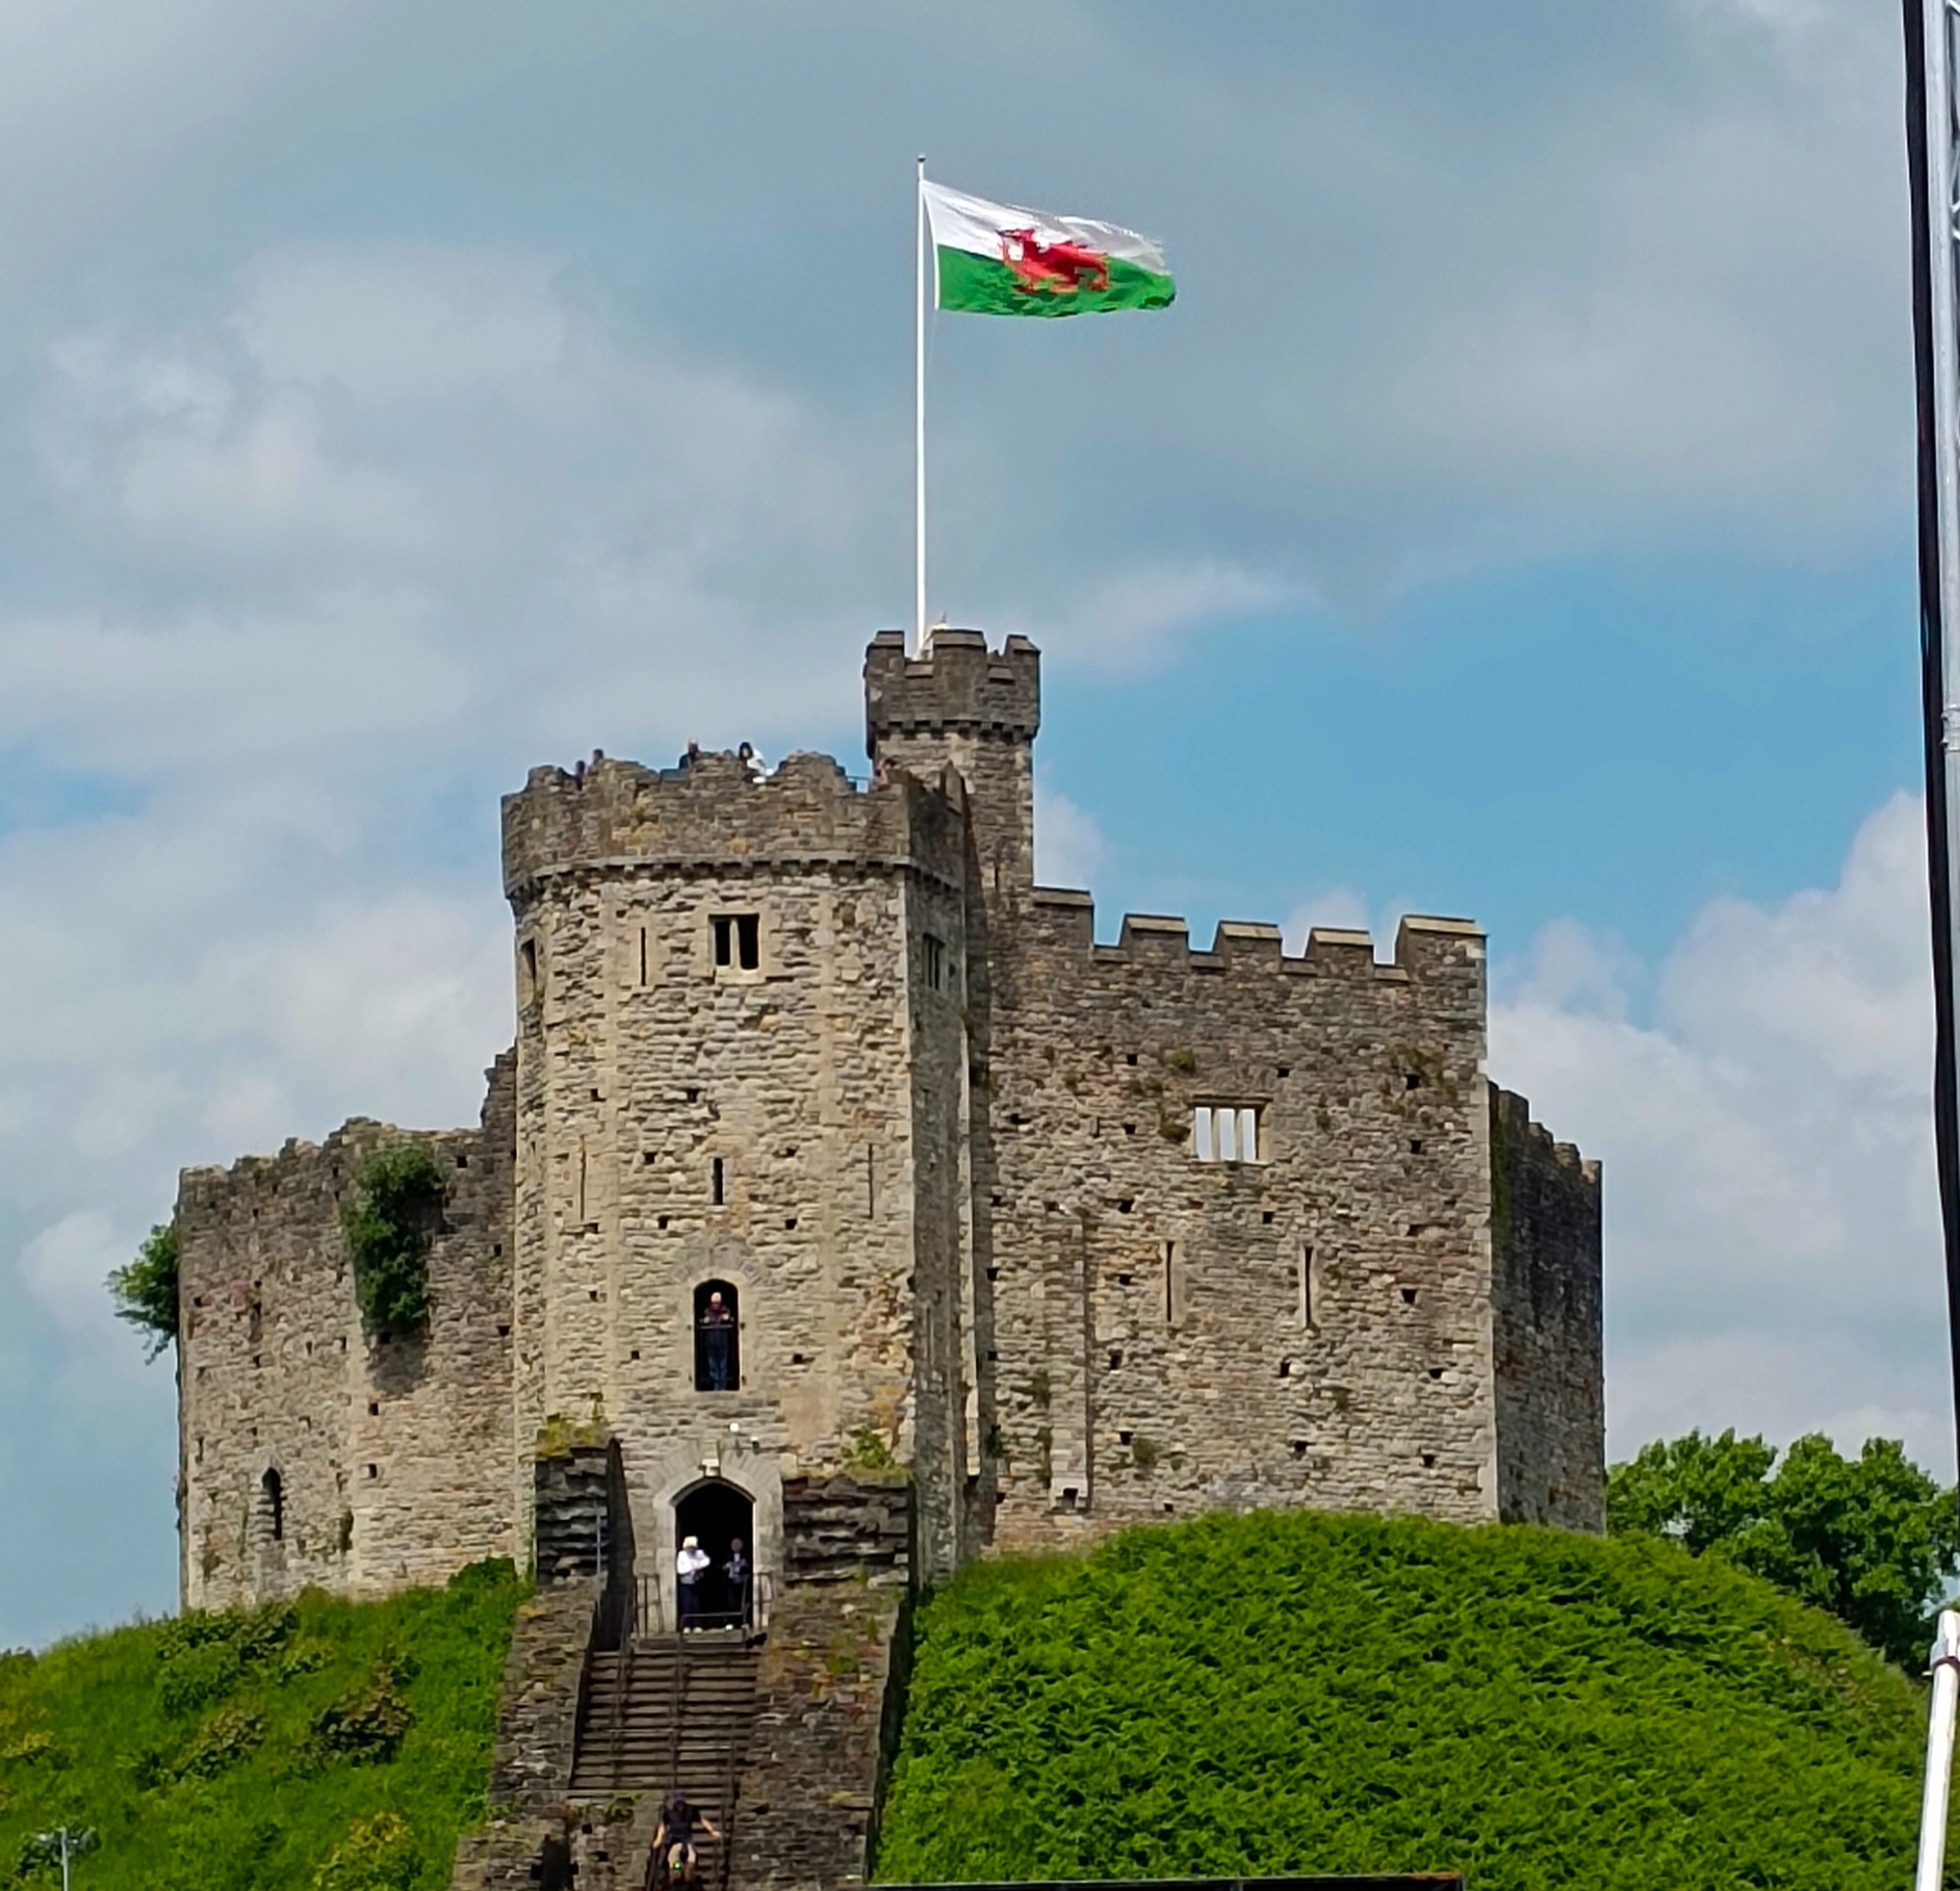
[502,751,967,906]
[1026,891,1486,986]
[862,629,1041,746]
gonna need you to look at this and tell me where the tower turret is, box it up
[864,630,1040,901]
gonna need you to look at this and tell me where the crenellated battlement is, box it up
[863,627,1041,752]
[1023,887,1484,982]
[1493,1085,1601,1186]
[501,747,969,903]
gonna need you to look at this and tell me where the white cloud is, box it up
[1035,785,1108,890]
[980,559,1294,676]
[1491,792,1950,1474]
[18,1210,125,1344]
[1283,887,1373,950]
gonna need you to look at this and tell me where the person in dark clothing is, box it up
[700,1290,735,1391]
[723,1537,752,1631]
[656,1790,720,1886]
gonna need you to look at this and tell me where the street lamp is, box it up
[27,1827,98,1891]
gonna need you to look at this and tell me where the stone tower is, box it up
[498,742,982,1586]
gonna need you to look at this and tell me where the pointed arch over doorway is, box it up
[674,1478,754,1630]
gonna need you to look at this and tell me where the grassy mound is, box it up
[875,1512,1944,1890]
[0,1560,520,1891]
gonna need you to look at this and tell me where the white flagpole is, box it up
[915,154,927,655]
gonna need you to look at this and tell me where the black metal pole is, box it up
[1903,0,1960,1465]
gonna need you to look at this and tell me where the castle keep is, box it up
[174,630,1603,1621]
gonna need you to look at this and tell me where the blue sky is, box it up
[0,0,1941,1646]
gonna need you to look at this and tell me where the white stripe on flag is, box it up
[921,180,1168,274]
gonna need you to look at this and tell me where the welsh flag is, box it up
[922,180,1175,318]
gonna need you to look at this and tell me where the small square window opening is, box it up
[1193,1103,1262,1163]
[712,914,761,971]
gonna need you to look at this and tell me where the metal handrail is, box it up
[664,1620,690,1822]
[571,1590,603,1784]
[714,1713,743,1891]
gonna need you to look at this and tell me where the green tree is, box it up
[106,1221,179,1359]
[344,1146,446,1336]
[1608,1429,1960,1668]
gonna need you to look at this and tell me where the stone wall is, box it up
[175,1055,518,1608]
[449,1575,597,1891]
[1490,1088,1604,1529]
[731,1476,912,1891]
[979,899,1497,1550]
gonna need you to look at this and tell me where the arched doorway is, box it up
[693,1280,740,1391]
[674,1479,754,1631]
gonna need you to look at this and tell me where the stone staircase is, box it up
[570,1631,760,1888]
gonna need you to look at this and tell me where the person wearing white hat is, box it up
[676,1534,710,1630]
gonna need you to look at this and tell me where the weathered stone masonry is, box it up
[175,625,1603,1621]
[177,1056,517,1610]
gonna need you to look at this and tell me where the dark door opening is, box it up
[674,1479,754,1631]
[693,1280,740,1391]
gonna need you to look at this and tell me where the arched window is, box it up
[693,1281,740,1392]
[261,1468,284,1543]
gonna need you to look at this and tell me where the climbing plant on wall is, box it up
[108,1220,179,1360]
[344,1146,446,1337]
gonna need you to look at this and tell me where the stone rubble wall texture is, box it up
[1490,1087,1605,1528]
[175,626,1604,1618]
[448,1575,596,1891]
[731,1477,912,1891]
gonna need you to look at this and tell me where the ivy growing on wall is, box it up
[344,1146,446,1337]
[108,1220,180,1360]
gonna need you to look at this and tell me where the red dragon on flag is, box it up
[998,227,1111,297]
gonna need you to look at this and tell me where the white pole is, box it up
[59,1827,70,1891]
[1916,1608,1960,1891]
[915,153,927,656]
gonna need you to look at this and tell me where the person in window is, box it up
[699,1290,735,1391]
[676,1534,710,1630]
[724,1536,752,1633]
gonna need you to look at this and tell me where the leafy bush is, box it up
[174,1708,264,1781]
[308,1655,416,1766]
[0,1560,520,1891]
[344,1146,446,1336]
[313,1812,420,1891]
[875,1510,1950,1891]
[107,1223,178,1360]
[1608,1430,1960,1667]
[156,1644,242,1721]
[156,1605,293,1718]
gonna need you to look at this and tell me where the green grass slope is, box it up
[0,1560,520,1891]
[875,1512,1946,1890]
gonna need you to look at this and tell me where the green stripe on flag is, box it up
[937,246,1175,317]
